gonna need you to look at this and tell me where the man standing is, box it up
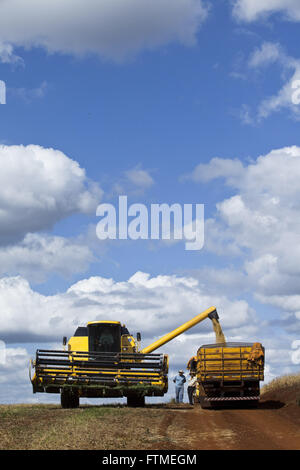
[187,372,197,405]
[173,370,186,403]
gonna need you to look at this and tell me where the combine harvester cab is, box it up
[195,341,265,408]
[30,307,218,408]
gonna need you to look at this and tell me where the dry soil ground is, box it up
[0,382,299,450]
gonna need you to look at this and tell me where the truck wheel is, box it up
[127,396,145,407]
[61,389,79,409]
[199,396,211,409]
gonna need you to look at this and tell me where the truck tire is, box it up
[199,396,211,409]
[127,396,145,407]
[61,389,79,409]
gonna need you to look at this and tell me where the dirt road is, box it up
[149,400,300,450]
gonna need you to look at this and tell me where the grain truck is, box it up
[190,341,265,408]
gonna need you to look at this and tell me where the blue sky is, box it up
[0,0,300,403]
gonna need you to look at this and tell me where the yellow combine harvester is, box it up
[189,342,265,408]
[30,306,219,408]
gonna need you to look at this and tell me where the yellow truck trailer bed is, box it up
[196,342,264,407]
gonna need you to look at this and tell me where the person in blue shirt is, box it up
[173,370,186,403]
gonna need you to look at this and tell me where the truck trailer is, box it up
[193,341,265,408]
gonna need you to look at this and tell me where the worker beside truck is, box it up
[187,372,197,406]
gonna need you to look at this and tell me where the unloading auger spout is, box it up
[140,306,219,354]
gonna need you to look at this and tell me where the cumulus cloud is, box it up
[0,347,33,403]
[186,145,300,334]
[249,42,300,120]
[0,0,209,62]
[0,347,29,386]
[0,233,95,282]
[233,0,300,22]
[0,271,254,344]
[0,144,102,244]
[233,42,300,122]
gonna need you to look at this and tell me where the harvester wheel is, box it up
[127,396,145,407]
[61,389,79,409]
[71,393,80,408]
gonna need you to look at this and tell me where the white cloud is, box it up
[125,167,154,189]
[0,144,102,244]
[183,157,244,183]
[235,42,300,122]
[0,347,29,386]
[0,233,95,282]
[0,346,56,404]
[0,0,209,62]
[248,42,282,68]
[0,41,23,66]
[251,43,300,120]
[233,0,300,22]
[182,146,300,381]
[187,146,300,331]
[0,271,254,344]
[0,347,34,403]
[110,166,154,197]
